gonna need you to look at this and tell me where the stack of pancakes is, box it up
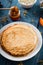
[1,24,38,56]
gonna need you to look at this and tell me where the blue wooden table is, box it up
[0,0,43,65]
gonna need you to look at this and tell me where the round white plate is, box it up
[0,22,42,61]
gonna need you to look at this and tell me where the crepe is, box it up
[1,24,38,56]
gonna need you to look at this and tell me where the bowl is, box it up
[18,0,37,8]
[40,0,43,9]
[0,22,42,61]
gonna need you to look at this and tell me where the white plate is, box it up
[0,22,42,61]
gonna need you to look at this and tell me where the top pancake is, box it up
[1,24,38,56]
